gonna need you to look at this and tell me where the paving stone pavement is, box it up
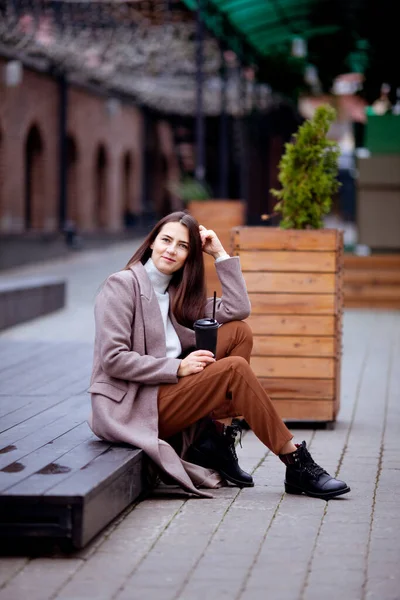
[0,243,399,600]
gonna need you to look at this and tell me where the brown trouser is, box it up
[158,321,293,455]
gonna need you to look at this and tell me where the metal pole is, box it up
[141,110,150,222]
[238,68,248,204]
[195,0,206,183]
[218,48,229,198]
[58,72,68,234]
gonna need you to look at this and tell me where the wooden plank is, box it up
[189,201,245,234]
[251,356,335,378]
[189,201,245,297]
[0,422,92,492]
[1,365,90,402]
[28,364,91,396]
[335,247,344,318]
[334,345,341,419]
[344,284,400,299]
[246,315,335,336]
[249,293,336,315]
[244,272,336,294]
[252,335,335,357]
[343,254,400,270]
[47,445,141,501]
[0,342,68,385]
[0,396,88,467]
[77,449,143,548]
[259,377,334,399]
[0,341,52,371]
[344,298,400,310]
[232,227,339,251]
[238,251,337,273]
[343,270,400,285]
[0,345,91,394]
[0,393,85,439]
[342,251,400,309]
[272,399,334,422]
[0,400,89,473]
[0,501,73,540]
[0,446,144,549]
[4,436,110,496]
[0,395,50,419]
[35,375,90,400]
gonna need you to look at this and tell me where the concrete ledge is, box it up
[0,277,66,331]
[0,226,151,271]
[0,233,69,271]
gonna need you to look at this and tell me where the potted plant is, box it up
[232,105,343,425]
[169,176,246,296]
[167,176,212,204]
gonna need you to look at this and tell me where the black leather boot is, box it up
[280,441,350,500]
[188,420,254,488]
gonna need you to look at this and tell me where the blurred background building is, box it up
[0,0,399,267]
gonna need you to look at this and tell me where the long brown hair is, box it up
[124,211,207,328]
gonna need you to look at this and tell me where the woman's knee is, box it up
[236,320,253,345]
[216,320,253,362]
[224,355,251,373]
[222,320,253,346]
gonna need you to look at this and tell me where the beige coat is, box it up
[88,257,251,497]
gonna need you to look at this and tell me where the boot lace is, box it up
[300,445,327,478]
[225,423,243,461]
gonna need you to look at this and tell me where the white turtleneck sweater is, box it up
[144,255,230,359]
[144,258,182,358]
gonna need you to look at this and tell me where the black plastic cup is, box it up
[194,318,219,356]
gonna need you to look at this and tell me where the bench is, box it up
[0,340,146,549]
[0,276,66,331]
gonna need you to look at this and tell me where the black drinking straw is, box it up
[212,291,217,321]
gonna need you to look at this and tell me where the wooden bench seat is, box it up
[0,276,66,331]
[0,392,145,548]
[343,254,400,309]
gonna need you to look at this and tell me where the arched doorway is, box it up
[25,125,44,230]
[94,145,107,228]
[66,136,78,226]
[122,152,136,227]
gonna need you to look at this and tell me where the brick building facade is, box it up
[0,58,181,236]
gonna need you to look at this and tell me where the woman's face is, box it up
[150,222,190,274]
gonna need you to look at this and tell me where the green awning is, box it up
[182,0,339,61]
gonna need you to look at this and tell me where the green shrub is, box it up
[271,104,341,229]
[167,176,212,203]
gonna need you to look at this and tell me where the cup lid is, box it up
[194,317,219,328]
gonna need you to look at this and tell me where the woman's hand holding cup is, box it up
[178,349,215,377]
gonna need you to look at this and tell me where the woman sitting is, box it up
[89,211,350,500]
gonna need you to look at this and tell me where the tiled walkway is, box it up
[0,243,399,600]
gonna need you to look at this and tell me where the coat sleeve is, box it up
[204,256,251,323]
[95,272,181,384]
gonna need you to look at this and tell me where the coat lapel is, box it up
[169,288,196,351]
[130,263,196,355]
[130,262,166,358]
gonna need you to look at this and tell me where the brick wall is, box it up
[67,87,143,232]
[0,58,146,234]
[0,62,58,232]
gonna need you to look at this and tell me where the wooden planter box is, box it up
[232,227,344,425]
[188,200,246,296]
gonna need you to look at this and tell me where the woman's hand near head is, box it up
[177,349,216,377]
[199,225,229,260]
